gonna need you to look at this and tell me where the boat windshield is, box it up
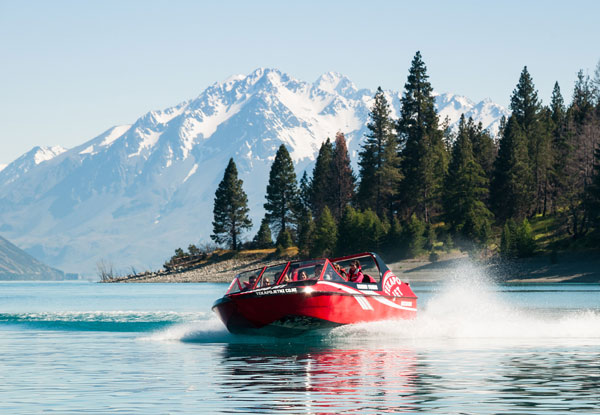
[280,259,327,282]
[322,262,347,282]
[227,269,261,294]
[256,263,287,288]
[332,254,380,281]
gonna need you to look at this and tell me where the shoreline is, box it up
[108,250,600,284]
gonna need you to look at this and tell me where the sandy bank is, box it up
[110,250,600,284]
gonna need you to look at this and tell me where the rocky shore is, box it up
[106,250,600,284]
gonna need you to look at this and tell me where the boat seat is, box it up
[362,274,376,283]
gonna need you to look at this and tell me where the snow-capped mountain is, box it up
[0,146,66,187]
[0,68,509,275]
[435,93,506,133]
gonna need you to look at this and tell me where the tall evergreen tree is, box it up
[330,132,356,221]
[310,139,334,219]
[336,205,361,256]
[264,144,299,240]
[253,217,273,248]
[310,206,337,258]
[509,66,549,215]
[298,171,312,217]
[296,209,315,258]
[469,119,497,181]
[586,146,600,234]
[560,71,600,238]
[357,87,399,219]
[549,82,568,213]
[443,115,493,242]
[491,115,533,220]
[397,51,447,222]
[210,158,253,250]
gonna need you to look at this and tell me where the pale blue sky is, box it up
[1,0,599,164]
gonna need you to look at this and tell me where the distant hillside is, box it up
[0,235,64,280]
[0,68,508,275]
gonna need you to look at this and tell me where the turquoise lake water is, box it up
[1,269,599,414]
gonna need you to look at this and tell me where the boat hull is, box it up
[212,281,417,336]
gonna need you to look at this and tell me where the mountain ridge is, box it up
[0,234,65,280]
[0,68,509,275]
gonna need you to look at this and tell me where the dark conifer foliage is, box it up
[586,147,600,234]
[310,139,334,219]
[296,209,315,258]
[211,158,253,250]
[491,115,533,220]
[330,132,356,221]
[253,217,273,248]
[310,206,337,258]
[298,171,312,217]
[549,82,568,213]
[444,115,493,242]
[264,144,299,240]
[397,52,447,222]
[510,67,541,132]
[509,67,551,215]
[560,72,600,238]
[469,119,497,181]
[357,87,399,219]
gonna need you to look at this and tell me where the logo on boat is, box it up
[382,273,403,297]
[255,286,298,296]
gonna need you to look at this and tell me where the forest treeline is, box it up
[191,52,600,263]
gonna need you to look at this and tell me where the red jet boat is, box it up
[212,252,417,336]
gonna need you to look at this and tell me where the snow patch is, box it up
[101,125,131,147]
[183,164,198,183]
[34,146,66,164]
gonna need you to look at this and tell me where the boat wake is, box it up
[152,263,600,347]
[0,310,204,332]
[328,264,600,347]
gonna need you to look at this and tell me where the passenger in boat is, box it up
[333,263,347,279]
[347,260,364,283]
[313,265,323,279]
[242,275,257,291]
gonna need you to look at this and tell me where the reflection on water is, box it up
[2,279,600,414]
[214,342,600,414]
[218,343,419,413]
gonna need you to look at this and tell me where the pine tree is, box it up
[443,115,493,243]
[403,213,426,257]
[469,119,497,181]
[515,218,536,257]
[264,144,299,241]
[298,171,312,217]
[360,209,389,252]
[500,220,516,259]
[586,146,600,234]
[561,71,600,238]
[310,206,338,258]
[330,132,356,221]
[398,51,447,222]
[253,217,273,248]
[210,158,253,250]
[357,87,399,219]
[510,66,548,215]
[336,205,361,256]
[549,82,568,213]
[310,139,334,219]
[296,209,315,258]
[491,116,533,220]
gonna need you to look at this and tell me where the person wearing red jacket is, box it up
[347,260,364,283]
